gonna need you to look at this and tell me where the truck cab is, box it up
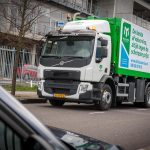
[37,20,113,110]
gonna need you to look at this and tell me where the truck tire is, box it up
[116,97,123,106]
[144,86,150,108]
[49,99,65,107]
[96,84,112,111]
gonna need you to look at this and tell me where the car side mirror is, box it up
[24,134,52,150]
[96,47,108,63]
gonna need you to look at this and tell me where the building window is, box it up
[133,2,150,22]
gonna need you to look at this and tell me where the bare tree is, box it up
[0,0,45,95]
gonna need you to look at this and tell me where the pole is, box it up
[90,0,93,14]
[113,0,117,18]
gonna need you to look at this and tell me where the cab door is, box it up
[92,35,111,82]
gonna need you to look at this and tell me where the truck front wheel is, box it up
[96,84,112,111]
[49,99,65,107]
[144,86,150,108]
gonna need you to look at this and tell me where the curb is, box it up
[16,97,47,104]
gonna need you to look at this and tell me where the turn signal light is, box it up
[87,25,96,31]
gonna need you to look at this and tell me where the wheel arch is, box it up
[100,75,116,106]
[144,80,150,108]
[145,81,150,95]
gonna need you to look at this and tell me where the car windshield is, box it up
[42,36,95,58]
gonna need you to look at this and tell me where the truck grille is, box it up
[44,80,79,95]
[44,70,80,80]
[53,88,70,95]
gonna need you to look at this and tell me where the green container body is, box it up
[87,17,150,79]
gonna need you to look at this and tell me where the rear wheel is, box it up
[143,86,150,108]
[96,84,112,111]
[49,99,65,107]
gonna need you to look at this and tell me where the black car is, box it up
[0,86,123,150]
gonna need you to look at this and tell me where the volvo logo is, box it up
[51,60,74,67]
[59,61,65,66]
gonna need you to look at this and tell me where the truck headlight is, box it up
[79,85,89,93]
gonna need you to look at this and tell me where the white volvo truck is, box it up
[37,17,150,110]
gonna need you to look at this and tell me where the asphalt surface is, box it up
[24,102,150,150]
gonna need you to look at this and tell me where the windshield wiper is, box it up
[59,36,68,40]
[63,56,84,59]
[42,55,85,59]
[41,55,61,59]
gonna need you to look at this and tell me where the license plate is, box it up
[54,93,65,98]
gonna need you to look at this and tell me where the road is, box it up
[24,102,150,150]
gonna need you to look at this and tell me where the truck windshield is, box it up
[42,36,94,58]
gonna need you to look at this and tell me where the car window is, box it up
[26,65,37,70]
[0,119,23,150]
[26,65,32,69]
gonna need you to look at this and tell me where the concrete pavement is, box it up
[24,103,150,150]
[14,91,46,103]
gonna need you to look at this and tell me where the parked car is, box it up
[17,64,37,81]
[0,86,123,150]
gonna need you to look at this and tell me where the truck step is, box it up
[117,93,128,97]
[91,97,100,101]
[118,83,129,87]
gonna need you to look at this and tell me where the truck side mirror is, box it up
[96,47,108,63]
[101,39,108,47]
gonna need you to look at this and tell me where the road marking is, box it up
[114,109,150,117]
[89,112,105,115]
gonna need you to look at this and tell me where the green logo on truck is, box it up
[122,22,131,54]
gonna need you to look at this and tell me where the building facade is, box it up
[0,0,149,51]
[97,0,150,30]
[0,0,149,80]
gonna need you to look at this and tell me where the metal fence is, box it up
[0,46,38,84]
[116,13,150,30]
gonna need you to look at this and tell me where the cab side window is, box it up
[97,39,101,47]
[0,119,23,150]
[96,39,101,58]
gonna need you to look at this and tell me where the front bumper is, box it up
[79,91,92,100]
[37,88,43,98]
[37,80,93,102]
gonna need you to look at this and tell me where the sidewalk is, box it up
[14,91,46,104]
